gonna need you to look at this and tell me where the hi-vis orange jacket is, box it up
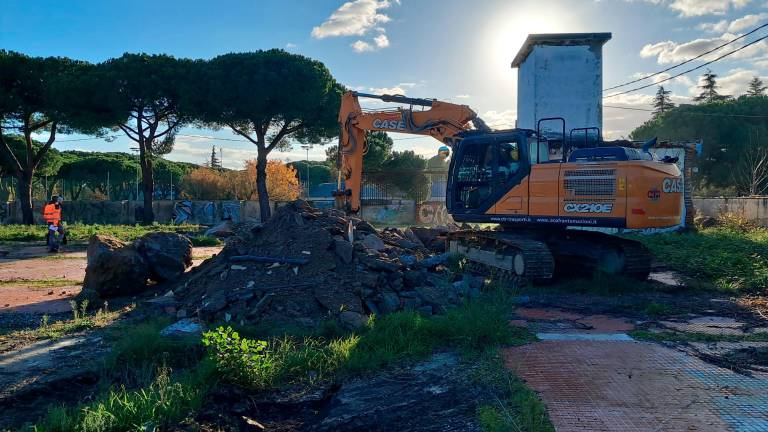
[42,203,61,224]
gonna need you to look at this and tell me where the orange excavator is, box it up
[334,91,683,283]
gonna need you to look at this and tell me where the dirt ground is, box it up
[0,244,222,315]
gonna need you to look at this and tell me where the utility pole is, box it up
[301,144,313,198]
[130,147,140,200]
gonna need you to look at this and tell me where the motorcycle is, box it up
[46,222,66,252]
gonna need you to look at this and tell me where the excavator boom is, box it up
[334,91,488,212]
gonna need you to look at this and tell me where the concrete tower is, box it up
[512,33,612,135]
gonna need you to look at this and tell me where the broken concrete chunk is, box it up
[339,311,368,329]
[360,234,386,252]
[160,318,203,338]
[334,238,354,264]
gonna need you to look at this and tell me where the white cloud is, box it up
[481,110,517,129]
[699,13,768,33]
[455,94,470,99]
[669,0,751,17]
[351,40,375,52]
[373,33,390,48]
[311,0,392,38]
[640,33,768,64]
[285,42,297,49]
[369,85,408,95]
[312,0,398,54]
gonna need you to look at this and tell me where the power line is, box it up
[604,104,768,118]
[604,33,768,99]
[604,22,768,91]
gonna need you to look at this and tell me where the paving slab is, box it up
[504,339,768,431]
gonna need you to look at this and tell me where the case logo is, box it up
[662,178,682,193]
[372,119,406,130]
[563,202,613,213]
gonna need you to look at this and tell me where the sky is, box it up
[2,0,768,169]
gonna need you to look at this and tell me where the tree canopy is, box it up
[630,96,768,194]
[191,49,342,220]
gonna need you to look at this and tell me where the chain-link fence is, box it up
[361,170,448,204]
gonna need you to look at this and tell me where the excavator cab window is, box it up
[454,142,494,210]
[450,135,527,212]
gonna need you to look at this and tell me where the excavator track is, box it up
[448,228,653,287]
[447,231,555,288]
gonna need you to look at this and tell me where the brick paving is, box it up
[504,339,768,431]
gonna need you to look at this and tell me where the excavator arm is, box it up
[334,91,489,212]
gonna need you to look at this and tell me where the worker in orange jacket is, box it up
[42,196,67,245]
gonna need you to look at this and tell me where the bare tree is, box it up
[735,130,768,195]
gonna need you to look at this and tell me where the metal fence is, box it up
[361,170,448,204]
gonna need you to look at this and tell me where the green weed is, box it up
[630,226,768,293]
[474,350,554,432]
[189,235,222,247]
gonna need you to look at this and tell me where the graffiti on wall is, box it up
[416,201,454,226]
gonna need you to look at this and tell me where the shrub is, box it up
[189,235,222,247]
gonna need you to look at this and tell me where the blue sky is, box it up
[2,0,767,168]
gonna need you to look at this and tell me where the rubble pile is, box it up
[173,200,481,329]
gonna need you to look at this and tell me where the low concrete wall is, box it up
[693,197,768,226]
[2,200,271,225]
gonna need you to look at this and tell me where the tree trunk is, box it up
[141,155,155,224]
[256,151,271,222]
[17,172,34,225]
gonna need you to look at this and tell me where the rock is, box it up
[334,238,354,264]
[364,299,380,315]
[360,256,400,272]
[355,220,377,235]
[377,292,401,314]
[135,232,193,282]
[467,288,481,299]
[399,254,417,266]
[160,318,203,338]
[201,292,228,316]
[360,234,386,252]
[83,235,150,298]
[399,290,419,299]
[695,215,718,228]
[339,311,367,329]
[314,285,364,314]
[402,297,422,310]
[415,252,451,269]
[358,272,380,287]
[416,285,454,310]
[452,280,469,296]
[403,270,427,288]
[205,220,234,237]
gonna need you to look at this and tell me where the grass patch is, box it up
[0,300,120,342]
[629,329,768,343]
[188,235,222,247]
[630,226,768,293]
[32,317,213,432]
[34,364,214,432]
[204,289,536,390]
[0,278,82,288]
[0,223,204,244]
[474,349,554,432]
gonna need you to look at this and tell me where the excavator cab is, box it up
[447,130,532,216]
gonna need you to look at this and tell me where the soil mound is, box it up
[174,200,474,329]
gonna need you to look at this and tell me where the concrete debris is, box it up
[173,200,469,328]
[160,318,204,338]
[83,233,194,299]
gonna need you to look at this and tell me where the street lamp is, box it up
[300,144,313,198]
[130,147,140,200]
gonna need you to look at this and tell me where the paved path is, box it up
[505,307,768,432]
